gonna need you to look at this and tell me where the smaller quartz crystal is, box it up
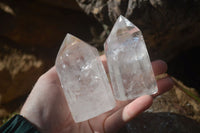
[104,15,158,100]
[56,34,115,122]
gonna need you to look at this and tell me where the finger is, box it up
[151,60,167,76]
[104,95,153,133]
[43,66,58,79]
[39,66,61,84]
[153,77,174,98]
[100,55,167,76]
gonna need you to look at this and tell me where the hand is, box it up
[20,55,174,133]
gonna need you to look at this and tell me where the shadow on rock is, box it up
[124,112,200,133]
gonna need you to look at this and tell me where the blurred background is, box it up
[0,0,200,132]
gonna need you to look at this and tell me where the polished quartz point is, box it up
[104,15,158,101]
[56,34,116,122]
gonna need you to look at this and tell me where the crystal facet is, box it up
[104,15,158,100]
[56,34,116,122]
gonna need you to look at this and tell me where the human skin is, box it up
[20,55,174,133]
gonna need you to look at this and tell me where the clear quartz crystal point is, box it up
[56,34,116,122]
[104,15,158,101]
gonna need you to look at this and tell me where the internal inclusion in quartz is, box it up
[56,34,115,122]
[104,15,158,100]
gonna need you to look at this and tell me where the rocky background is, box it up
[0,0,200,132]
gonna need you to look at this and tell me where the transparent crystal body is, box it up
[104,15,158,101]
[56,34,116,122]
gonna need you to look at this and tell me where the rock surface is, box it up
[0,39,45,115]
[76,0,200,61]
[149,80,200,122]
[125,112,200,133]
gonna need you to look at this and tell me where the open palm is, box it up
[20,55,173,133]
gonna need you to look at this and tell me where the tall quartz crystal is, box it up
[56,34,115,122]
[104,15,158,100]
